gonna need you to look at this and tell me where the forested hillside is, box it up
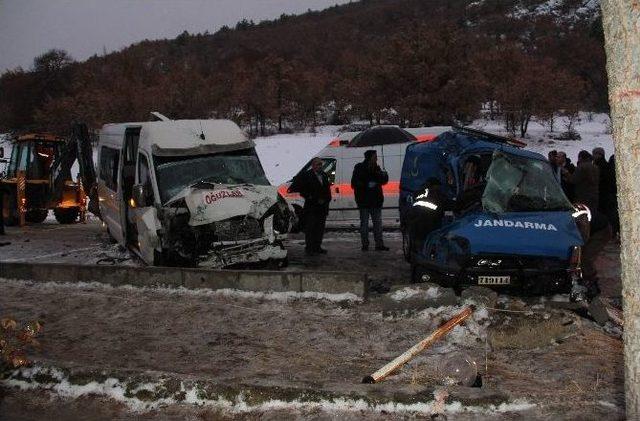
[0,0,606,136]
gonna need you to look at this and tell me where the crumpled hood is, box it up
[445,211,584,260]
[169,184,280,226]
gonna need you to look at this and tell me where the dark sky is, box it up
[0,0,352,73]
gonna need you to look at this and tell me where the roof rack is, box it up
[452,125,526,148]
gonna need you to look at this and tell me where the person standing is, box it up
[351,150,389,251]
[557,151,576,201]
[568,150,600,212]
[406,178,454,255]
[592,147,611,210]
[289,157,331,255]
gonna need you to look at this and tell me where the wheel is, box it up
[3,211,18,226]
[25,209,48,223]
[153,248,167,266]
[106,226,118,244]
[402,229,412,263]
[410,263,423,283]
[54,207,79,224]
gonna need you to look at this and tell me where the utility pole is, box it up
[600,1,640,417]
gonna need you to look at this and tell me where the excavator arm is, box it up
[50,123,100,217]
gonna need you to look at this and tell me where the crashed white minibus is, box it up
[97,115,293,268]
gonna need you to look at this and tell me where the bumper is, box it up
[413,254,581,294]
[197,237,287,269]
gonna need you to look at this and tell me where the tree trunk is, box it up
[600,1,640,417]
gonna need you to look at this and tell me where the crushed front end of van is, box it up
[102,118,295,269]
[150,184,292,269]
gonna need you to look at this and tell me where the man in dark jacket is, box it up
[351,150,389,251]
[592,147,611,209]
[568,150,600,212]
[557,151,576,200]
[289,157,331,255]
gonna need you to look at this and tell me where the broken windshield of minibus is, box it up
[481,151,573,213]
[154,149,270,204]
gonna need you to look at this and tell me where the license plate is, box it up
[478,275,511,285]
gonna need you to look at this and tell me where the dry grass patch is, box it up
[489,314,574,350]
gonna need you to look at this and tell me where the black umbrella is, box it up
[348,126,416,147]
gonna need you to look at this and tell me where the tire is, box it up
[106,227,118,244]
[25,209,49,223]
[402,229,412,263]
[4,211,18,226]
[410,263,423,283]
[153,249,167,267]
[54,207,79,224]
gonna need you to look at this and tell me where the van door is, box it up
[133,152,162,264]
[321,156,342,222]
[97,146,124,244]
[120,127,140,246]
[379,144,403,223]
[339,148,361,224]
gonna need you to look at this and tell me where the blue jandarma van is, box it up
[399,127,589,294]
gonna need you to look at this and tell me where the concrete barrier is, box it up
[0,262,369,298]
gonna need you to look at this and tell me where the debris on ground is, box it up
[363,306,473,384]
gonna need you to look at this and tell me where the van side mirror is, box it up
[133,184,151,207]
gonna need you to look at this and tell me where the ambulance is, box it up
[279,125,450,227]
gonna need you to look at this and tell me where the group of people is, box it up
[548,147,619,237]
[290,150,389,255]
[548,147,619,299]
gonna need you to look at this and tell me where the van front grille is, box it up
[214,217,262,241]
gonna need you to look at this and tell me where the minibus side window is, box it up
[99,146,119,191]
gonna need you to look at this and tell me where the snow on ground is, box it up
[471,113,614,163]
[0,278,362,303]
[390,286,441,301]
[5,364,536,416]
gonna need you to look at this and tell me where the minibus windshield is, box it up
[154,149,270,203]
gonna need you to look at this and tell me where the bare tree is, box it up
[600,1,640,417]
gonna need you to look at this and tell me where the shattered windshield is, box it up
[154,148,270,203]
[481,151,573,213]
